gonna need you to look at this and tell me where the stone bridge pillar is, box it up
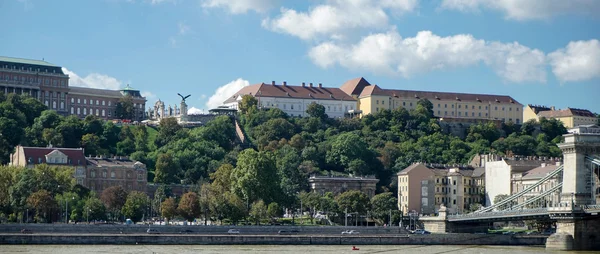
[547,125,600,251]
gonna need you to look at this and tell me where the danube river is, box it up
[1,245,595,254]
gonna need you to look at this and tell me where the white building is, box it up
[483,155,561,205]
[222,81,357,118]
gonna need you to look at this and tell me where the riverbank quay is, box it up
[0,233,546,246]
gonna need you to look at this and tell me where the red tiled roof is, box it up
[223,82,356,104]
[537,108,596,118]
[340,77,372,96]
[21,146,86,165]
[364,87,521,105]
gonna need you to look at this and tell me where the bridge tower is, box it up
[547,125,600,251]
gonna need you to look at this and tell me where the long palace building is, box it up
[223,77,523,124]
[0,56,146,121]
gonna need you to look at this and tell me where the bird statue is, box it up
[177,93,191,103]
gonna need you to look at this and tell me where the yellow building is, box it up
[523,105,597,128]
[340,77,523,124]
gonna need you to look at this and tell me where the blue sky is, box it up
[1,0,599,114]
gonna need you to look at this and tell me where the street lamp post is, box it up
[345,208,348,227]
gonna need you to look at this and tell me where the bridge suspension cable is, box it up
[476,165,564,213]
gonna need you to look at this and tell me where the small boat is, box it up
[352,246,360,251]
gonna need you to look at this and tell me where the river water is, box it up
[1,245,595,254]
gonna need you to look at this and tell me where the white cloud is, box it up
[62,68,123,90]
[141,91,156,98]
[262,0,417,41]
[201,0,277,14]
[549,39,600,83]
[205,78,250,109]
[309,30,547,83]
[178,22,190,35]
[188,107,203,115]
[440,0,600,20]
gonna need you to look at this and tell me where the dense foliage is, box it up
[0,93,582,224]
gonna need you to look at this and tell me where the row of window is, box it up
[71,97,112,106]
[2,65,60,74]
[436,197,480,205]
[89,170,144,180]
[375,100,520,112]
[2,74,67,87]
[435,187,481,195]
[45,100,65,110]
[71,107,114,117]
[262,102,354,112]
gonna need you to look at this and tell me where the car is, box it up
[413,229,431,235]
[146,228,160,234]
[228,229,240,234]
[502,231,515,235]
[20,229,33,234]
[341,230,360,235]
[179,229,194,234]
[278,230,299,235]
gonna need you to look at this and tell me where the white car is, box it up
[341,230,360,235]
[228,229,240,234]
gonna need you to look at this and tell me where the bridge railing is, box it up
[449,207,548,221]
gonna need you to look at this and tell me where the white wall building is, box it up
[222,81,357,118]
[484,155,561,205]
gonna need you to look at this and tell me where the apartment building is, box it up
[308,175,379,198]
[9,145,147,194]
[397,163,485,215]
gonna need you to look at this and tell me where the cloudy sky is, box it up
[2,0,599,113]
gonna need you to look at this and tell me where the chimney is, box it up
[283,81,287,86]
[309,83,313,87]
[318,83,322,88]
[272,81,275,85]
[302,82,305,87]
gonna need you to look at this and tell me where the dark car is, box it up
[179,229,194,234]
[20,229,33,234]
[278,230,299,235]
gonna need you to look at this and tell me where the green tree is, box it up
[154,152,181,184]
[267,202,282,221]
[249,199,268,225]
[306,102,327,119]
[154,118,182,147]
[178,192,201,222]
[83,115,104,136]
[223,192,247,224]
[161,197,177,224]
[232,149,281,204]
[370,192,397,225]
[239,95,258,114]
[121,191,149,223]
[26,190,57,223]
[115,95,135,120]
[84,194,107,222]
[81,134,103,156]
[326,132,373,173]
[198,115,235,150]
[100,186,128,221]
[335,190,370,215]
[133,125,150,152]
[276,145,304,207]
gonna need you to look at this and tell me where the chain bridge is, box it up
[421,125,600,250]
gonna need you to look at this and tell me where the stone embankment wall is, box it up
[0,224,406,235]
[0,233,547,246]
[0,224,546,245]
